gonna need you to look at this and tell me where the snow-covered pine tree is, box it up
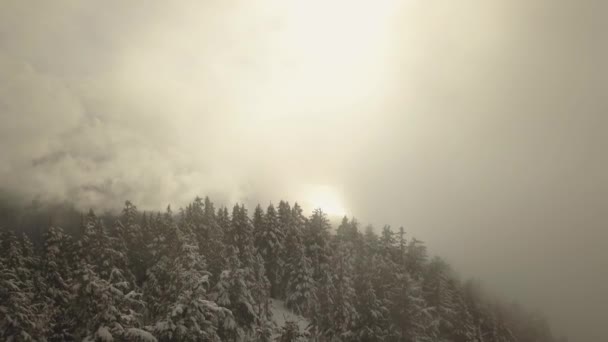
[336,216,360,247]
[118,201,147,285]
[327,240,358,341]
[449,280,477,342]
[150,228,232,342]
[70,259,145,341]
[353,227,387,342]
[77,209,135,286]
[249,251,274,342]
[276,320,307,342]
[254,204,285,298]
[279,201,305,298]
[284,245,315,316]
[253,204,265,250]
[302,208,331,281]
[309,265,335,341]
[423,257,458,342]
[0,231,45,341]
[42,226,76,341]
[201,197,226,284]
[387,269,433,342]
[226,204,254,265]
[406,237,428,281]
[211,246,258,341]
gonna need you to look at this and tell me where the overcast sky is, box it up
[1,1,606,340]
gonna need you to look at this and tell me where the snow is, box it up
[270,299,309,336]
[124,328,158,342]
[96,326,113,341]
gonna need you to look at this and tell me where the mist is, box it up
[1,1,606,340]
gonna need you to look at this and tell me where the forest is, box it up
[0,197,561,342]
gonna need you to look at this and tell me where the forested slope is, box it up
[0,198,559,342]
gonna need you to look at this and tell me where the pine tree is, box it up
[284,245,315,316]
[42,226,75,341]
[200,197,226,284]
[353,227,387,342]
[254,204,285,298]
[303,208,331,281]
[406,238,428,281]
[70,260,145,341]
[225,204,254,265]
[211,246,258,341]
[280,201,304,298]
[0,231,45,341]
[77,210,135,286]
[118,201,147,285]
[327,241,358,341]
[387,270,432,342]
[423,257,458,342]
[309,265,334,341]
[253,204,265,250]
[149,230,231,342]
[276,320,307,342]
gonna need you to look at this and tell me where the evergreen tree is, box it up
[254,204,285,298]
[280,202,304,298]
[0,231,45,341]
[309,265,334,341]
[70,260,145,341]
[150,230,231,342]
[284,246,315,316]
[302,209,331,281]
[225,204,254,264]
[201,197,226,284]
[353,227,387,342]
[327,241,358,341]
[387,270,432,342]
[276,320,307,342]
[42,226,75,341]
[211,247,258,341]
[423,257,458,342]
[405,238,428,281]
[118,201,147,285]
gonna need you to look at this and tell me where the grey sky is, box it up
[1,1,606,340]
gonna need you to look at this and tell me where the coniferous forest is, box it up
[0,198,561,342]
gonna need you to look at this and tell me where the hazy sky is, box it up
[1,1,606,340]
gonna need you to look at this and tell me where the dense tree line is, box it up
[0,198,562,342]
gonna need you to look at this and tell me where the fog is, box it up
[1,1,606,340]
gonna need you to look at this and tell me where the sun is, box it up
[305,185,347,217]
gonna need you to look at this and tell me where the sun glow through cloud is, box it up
[305,185,347,217]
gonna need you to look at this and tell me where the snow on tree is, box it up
[201,197,226,284]
[302,208,331,281]
[406,237,429,281]
[70,260,145,341]
[284,245,315,316]
[211,246,259,341]
[77,210,135,287]
[420,257,451,341]
[0,231,45,340]
[0,198,563,342]
[353,228,388,342]
[42,226,76,341]
[326,241,358,341]
[308,265,335,341]
[225,204,254,265]
[387,270,433,342]
[279,201,305,298]
[275,320,307,342]
[254,204,285,298]
[117,201,147,285]
[149,233,232,342]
